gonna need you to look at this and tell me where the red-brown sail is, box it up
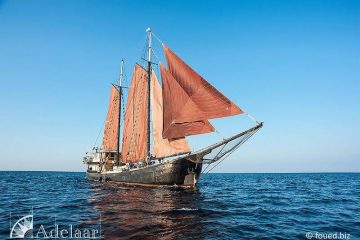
[163,44,243,119]
[121,64,148,162]
[151,69,191,157]
[161,63,214,139]
[102,85,120,151]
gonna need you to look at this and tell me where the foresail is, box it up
[160,63,214,139]
[102,85,120,151]
[163,44,243,119]
[121,64,148,162]
[151,70,191,157]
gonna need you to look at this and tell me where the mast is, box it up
[116,59,124,166]
[146,27,152,162]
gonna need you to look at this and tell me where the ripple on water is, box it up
[0,172,359,239]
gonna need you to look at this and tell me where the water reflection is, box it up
[89,183,207,239]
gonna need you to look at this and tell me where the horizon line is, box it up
[0,170,359,174]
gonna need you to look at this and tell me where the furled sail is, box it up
[102,85,120,151]
[151,69,191,157]
[163,44,243,119]
[160,63,214,139]
[121,64,148,162]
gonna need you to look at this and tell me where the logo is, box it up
[10,211,101,239]
[10,214,33,238]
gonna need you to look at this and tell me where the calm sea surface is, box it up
[0,172,359,239]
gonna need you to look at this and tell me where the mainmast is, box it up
[116,59,124,166]
[146,27,152,162]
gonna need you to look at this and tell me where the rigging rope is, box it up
[201,127,260,175]
[152,32,164,45]
[92,117,106,149]
[151,48,161,63]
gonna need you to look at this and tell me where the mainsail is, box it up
[160,63,214,139]
[163,44,243,119]
[102,85,120,151]
[151,69,191,157]
[121,64,148,162]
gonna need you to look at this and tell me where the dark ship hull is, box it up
[87,157,202,187]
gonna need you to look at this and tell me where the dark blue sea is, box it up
[0,172,359,239]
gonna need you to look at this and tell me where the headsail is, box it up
[102,85,120,151]
[163,44,243,119]
[151,69,191,157]
[121,64,148,162]
[160,63,214,139]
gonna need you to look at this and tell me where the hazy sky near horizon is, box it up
[0,0,359,172]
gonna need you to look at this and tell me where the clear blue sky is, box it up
[0,0,359,172]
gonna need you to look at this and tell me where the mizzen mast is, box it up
[146,27,152,162]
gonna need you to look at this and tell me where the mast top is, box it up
[147,28,152,63]
[119,59,124,87]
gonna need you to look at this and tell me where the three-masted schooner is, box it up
[83,28,263,187]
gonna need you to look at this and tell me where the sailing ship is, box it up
[83,28,263,187]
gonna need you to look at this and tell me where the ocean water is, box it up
[0,172,359,240]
